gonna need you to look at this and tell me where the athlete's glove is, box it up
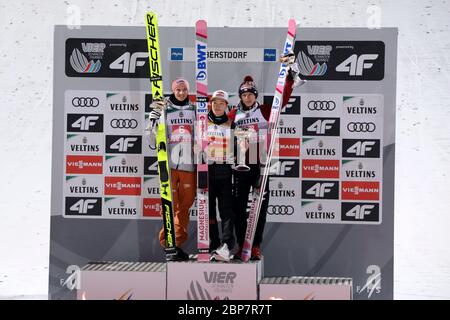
[280,50,307,88]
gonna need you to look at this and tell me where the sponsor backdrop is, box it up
[51,25,397,299]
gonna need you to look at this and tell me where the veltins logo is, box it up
[356,265,381,298]
[171,48,184,61]
[263,49,277,62]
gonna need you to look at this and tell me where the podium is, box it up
[259,276,353,300]
[166,259,263,300]
[77,260,352,300]
[77,261,166,300]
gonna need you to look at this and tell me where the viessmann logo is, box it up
[302,159,340,179]
[273,138,300,157]
[66,155,103,174]
[342,181,380,201]
[143,198,162,217]
[104,177,142,196]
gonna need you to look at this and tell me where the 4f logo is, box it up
[347,141,376,156]
[357,265,381,298]
[70,199,97,214]
[306,183,334,197]
[71,116,99,131]
[106,136,142,154]
[67,114,103,132]
[302,180,339,199]
[346,204,375,220]
[307,119,335,134]
[343,139,380,158]
[109,52,148,73]
[60,265,80,290]
[303,117,340,136]
[269,160,299,177]
[110,137,137,152]
[336,54,379,76]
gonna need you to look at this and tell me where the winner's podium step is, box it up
[167,259,263,300]
[77,260,352,300]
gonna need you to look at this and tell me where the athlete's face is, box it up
[173,84,189,101]
[211,99,228,116]
[241,92,256,108]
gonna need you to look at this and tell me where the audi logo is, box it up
[347,122,376,132]
[267,205,294,215]
[307,100,336,111]
[72,97,99,107]
[110,119,138,129]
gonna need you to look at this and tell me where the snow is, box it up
[1,0,450,300]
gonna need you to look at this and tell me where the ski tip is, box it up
[145,11,157,24]
[288,19,297,35]
[196,20,207,38]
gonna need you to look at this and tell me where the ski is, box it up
[195,20,210,262]
[145,12,177,258]
[241,19,297,262]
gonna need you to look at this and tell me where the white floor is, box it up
[1,0,450,300]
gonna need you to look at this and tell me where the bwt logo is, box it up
[306,183,334,198]
[60,265,81,290]
[264,49,277,62]
[336,54,379,76]
[196,71,206,80]
[346,204,375,220]
[357,265,381,298]
[70,199,98,214]
[171,48,184,61]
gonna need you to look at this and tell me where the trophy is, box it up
[234,127,256,172]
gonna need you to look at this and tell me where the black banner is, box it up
[65,38,149,78]
[293,41,385,80]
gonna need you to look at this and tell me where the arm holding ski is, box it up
[260,51,306,119]
[144,100,165,148]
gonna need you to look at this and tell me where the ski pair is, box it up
[145,13,210,261]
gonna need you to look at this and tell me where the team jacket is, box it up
[227,77,294,166]
[149,95,196,172]
[207,110,235,178]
